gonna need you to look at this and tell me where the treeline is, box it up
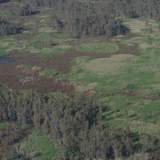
[28,0,160,19]
[0,0,10,3]
[19,3,39,16]
[0,85,159,160]
[56,0,129,38]
[23,0,160,38]
[2,0,160,37]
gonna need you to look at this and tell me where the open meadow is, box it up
[0,0,160,160]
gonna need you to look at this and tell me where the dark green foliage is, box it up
[19,3,39,16]
[55,1,130,38]
[0,18,24,36]
[26,0,160,38]
[0,86,159,159]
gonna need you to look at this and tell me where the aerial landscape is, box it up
[0,0,160,159]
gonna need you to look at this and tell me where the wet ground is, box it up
[0,56,16,64]
[0,43,137,92]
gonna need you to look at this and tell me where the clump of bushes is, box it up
[0,18,24,35]
[0,86,159,160]
[19,3,39,16]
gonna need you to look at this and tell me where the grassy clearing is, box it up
[0,48,8,58]
[84,54,134,75]
[39,68,66,80]
[0,122,12,129]
[39,68,58,78]
[30,32,70,45]
[100,95,160,138]
[0,38,16,49]
[70,46,160,95]
[0,122,30,129]
[123,18,160,34]
[69,18,160,136]
[0,10,14,17]
[20,129,57,160]
[0,35,25,53]
[78,42,119,54]
[29,45,72,58]
[0,32,72,58]
[13,31,73,57]
[41,45,72,57]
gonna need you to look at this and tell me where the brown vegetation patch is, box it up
[9,50,111,73]
[0,49,105,92]
[0,42,137,92]
[0,63,74,93]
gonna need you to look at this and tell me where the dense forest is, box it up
[24,0,160,37]
[1,0,160,37]
[0,86,159,160]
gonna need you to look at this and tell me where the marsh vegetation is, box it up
[0,0,160,160]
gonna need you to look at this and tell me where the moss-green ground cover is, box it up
[20,129,57,160]
[0,4,160,156]
[68,18,160,137]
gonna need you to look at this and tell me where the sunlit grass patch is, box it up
[70,39,160,92]
[101,94,160,136]
[0,48,8,58]
[39,68,66,80]
[0,10,14,17]
[20,129,57,160]
[0,122,11,129]
[119,33,160,49]
[0,35,25,52]
[23,31,73,57]
[0,122,30,129]
[130,120,160,137]
[123,18,160,34]
[69,32,160,132]
[39,68,58,77]
[0,36,17,48]
[32,32,70,44]
[78,41,119,54]
[34,45,72,57]
[121,36,145,46]
[38,27,56,33]
[83,54,134,75]
[123,19,147,33]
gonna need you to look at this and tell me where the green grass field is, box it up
[0,48,8,58]
[0,10,14,17]
[0,5,160,158]
[78,41,119,54]
[68,18,160,137]
[20,129,57,160]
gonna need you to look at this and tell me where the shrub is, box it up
[0,18,24,35]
